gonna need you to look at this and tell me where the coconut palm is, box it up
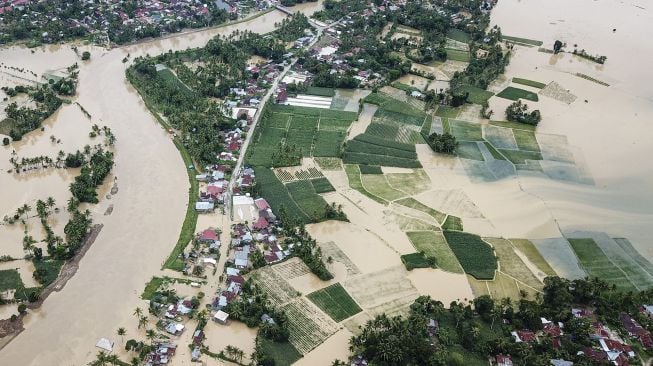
[21,204,31,219]
[117,327,126,344]
[46,197,56,212]
[145,329,156,345]
[138,315,149,330]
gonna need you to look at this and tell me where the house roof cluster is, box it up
[144,342,177,366]
[620,313,653,348]
[213,267,244,310]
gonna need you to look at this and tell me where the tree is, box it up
[117,327,126,345]
[2,137,9,146]
[427,132,458,154]
[82,51,91,60]
[505,100,541,126]
[145,329,156,345]
[553,40,563,54]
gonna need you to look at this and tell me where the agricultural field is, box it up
[275,167,324,182]
[359,165,383,174]
[496,86,539,101]
[307,283,362,322]
[343,133,422,168]
[406,231,463,273]
[360,174,407,201]
[283,297,340,354]
[531,238,586,280]
[252,266,300,306]
[390,213,440,232]
[512,77,547,89]
[450,120,483,141]
[447,29,471,43]
[446,48,471,62]
[458,85,495,104]
[442,215,463,231]
[287,180,330,221]
[259,338,302,366]
[401,252,435,270]
[319,241,361,276]
[253,167,311,224]
[344,164,387,204]
[484,238,543,290]
[513,129,540,151]
[510,239,557,276]
[435,105,460,118]
[502,35,543,46]
[443,231,497,280]
[395,197,446,224]
[385,169,431,196]
[361,92,428,145]
[310,177,336,193]
[314,157,342,171]
[0,269,23,292]
[343,266,419,314]
[272,259,312,280]
[456,141,484,161]
[468,271,535,300]
[247,104,358,166]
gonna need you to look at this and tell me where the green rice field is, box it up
[444,231,497,280]
[568,238,636,290]
[512,78,547,89]
[307,283,362,322]
[407,231,463,273]
[496,87,539,102]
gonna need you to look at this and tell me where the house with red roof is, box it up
[494,354,513,366]
[253,217,269,230]
[511,330,537,343]
[199,229,219,243]
[254,198,270,210]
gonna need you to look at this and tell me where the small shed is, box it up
[214,310,229,325]
[95,338,114,352]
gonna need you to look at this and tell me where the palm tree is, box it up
[21,204,31,219]
[117,327,126,345]
[145,329,156,345]
[46,197,56,212]
[22,235,37,256]
[138,315,149,330]
[133,307,143,318]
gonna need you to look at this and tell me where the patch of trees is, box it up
[572,48,607,64]
[280,0,318,6]
[426,132,458,154]
[1,85,63,141]
[506,100,541,126]
[274,13,311,42]
[224,279,290,342]
[324,202,347,221]
[271,142,302,167]
[450,43,509,90]
[69,147,114,203]
[313,0,370,22]
[343,277,653,366]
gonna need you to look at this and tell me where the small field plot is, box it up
[442,215,463,231]
[390,213,439,232]
[344,164,386,204]
[446,48,470,62]
[272,258,312,280]
[407,231,463,273]
[531,238,585,279]
[512,77,547,89]
[435,105,460,118]
[489,120,536,131]
[307,283,363,322]
[459,85,494,104]
[510,239,557,276]
[385,169,431,195]
[361,174,408,201]
[259,338,302,366]
[252,266,300,306]
[344,266,419,314]
[315,157,342,171]
[447,29,471,43]
[319,241,361,276]
[313,130,345,157]
[0,269,23,292]
[450,120,483,141]
[497,86,539,101]
[615,238,653,278]
[359,165,383,174]
[484,125,517,150]
[395,197,446,224]
[286,129,315,157]
[502,36,543,46]
[254,167,311,224]
[568,238,635,290]
[498,149,542,164]
[319,118,353,132]
[457,141,485,161]
[283,297,339,354]
[310,177,335,193]
[469,272,526,300]
[444,231,497,280]
[485,238,543,290]
[513,129,540,151]
[401,252,434,270]
[287,180,329,221]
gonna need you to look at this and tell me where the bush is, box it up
[426,132,458,154]
[506,100,541,126]
[81,51,91,60]
[2,137,9,146]
[18,304,27,314]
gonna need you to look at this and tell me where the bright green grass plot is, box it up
[512,78,547,89]
[259,338,302,366]
[310,177,335,193]
[401,252,435,270]
[307,283,362,322]
[385,169,431,196]
[287,180,329,221]
[407,231,463,273]
[442,215,463,231]
[0,269,23,292]
[497,87,539,102]
[361,174,407,201]
[344,164,387,204]
[444,231,497,280]
[446,48,471,62]
[435,105,460,118]
[568,238,635,290]
[459,85,495,104]
[483,142,507,160]
[513,129,540,151]
[510,239,557,276]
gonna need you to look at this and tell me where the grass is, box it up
[0,269,23,292]
[498,149,542,164]
[510,239,557,276]
[489,120,536,132]
[446,48,471,62]
[32,259,64,287]
[401,252,435,270]
[395,197,446,224]
[450,120,483,141]
[307,283,362,322]
[456,141,484,161]
[361,174,407,201]
[513,129,540,151]
[407,231,463,273]
[314,131,346,157]
[568,238,635,290]
[258,338,302,366]
[496,86,539,102]
[512,77,547,89]
[442,215,463,231]
[163,139,199,271]
[344,164,387,205]
[459,85,495,104]
[502,36,543,46]
[310,177,335,193]
[141,276,165,300]
[305,86,335,97]
[483,142,506,160]
[435,105,460,118]
[353,134,416,152]
[447,29,471,43]
[444,231,497,280]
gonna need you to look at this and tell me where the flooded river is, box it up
[0,9,296,365]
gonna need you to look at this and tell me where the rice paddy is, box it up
[496,86,540,101]
[395,197,447,224]
[512,77,547,89]
[307,283,362,322]
[406,231,463,273]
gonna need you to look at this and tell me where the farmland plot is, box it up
[416,189,484,218]
[254,167,311,224]
[531,238,586,279]
[387,212,439,232]
[406,231,463,273]
[361,174,408,201]
[484,238,543,289]
[272,258,312,280]
[343,266,419,310]
[287,180,329,221]
[568,238,635,290]
[307,283,362,322]
[252,266,300,306]
[395,197,446,224]
[283,297,340,354]
[310,177,336,193]
[443,231,497,280]
[510,239,557,276]
[344,164,387,204]
[385,169,431,195]
[319,241,361,276]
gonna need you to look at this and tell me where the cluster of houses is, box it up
[196,164,232,213]
[223,61,284,113]
[144,342,178,366]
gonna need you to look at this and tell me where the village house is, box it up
[144,343,177,366]
[494,354,513,366]
[511,329,537,343]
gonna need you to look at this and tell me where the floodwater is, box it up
[0,9,293,366]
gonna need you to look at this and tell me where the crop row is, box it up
[353,134,415,152]
[345,139,417,159]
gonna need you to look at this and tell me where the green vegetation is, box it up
[456,141,484,161]
[483,142,506,160]
[425,132,459,154]
[443,231,497,280]
[32,259,64,287]
[502,36,543,46]
[69,148,114,204]
[305,86,336,97]
[343,151,422,168]
[385,170,430,195]
[506,100,541,126]
[489,120,536,131]
[254,167,311,225]
[360,174,407,201]
[307,283,362,322]
[442,215,463,231]
[446,48,470,62]
[0,269,23,292]
[257,337,302,366]
[510,239,557,276]
[141,276,165,300]
[485,238,543,290]
[513,129,540,151]
[310,177,335,193]
[435,105,460,118]
[359,165,383,174]
[395,198,446,223]
[498,149,542,164]
[344,133,422,168]
[496,87,539,102]
[407,231,463,273]
[0,85,63,140]
[401,252,436,270]
[447,29,471,43]
[450,120,483,141]
[459,85,495,104]
[344,164,387,205]
[287,181,330,222]
[512,78,547,89]
[568,238,635,290]
[314,157,342,171]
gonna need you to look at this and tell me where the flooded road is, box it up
[0,9,296,365]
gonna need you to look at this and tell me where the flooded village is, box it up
[1,0,653,365]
